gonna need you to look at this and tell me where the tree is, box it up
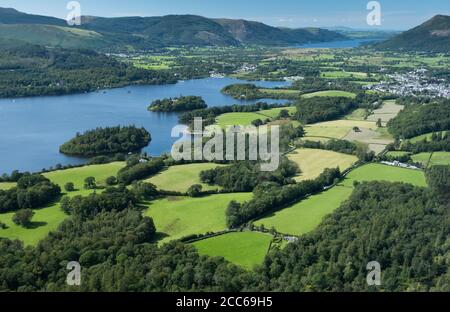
[187,184,203,197]
[12,209,35,228]
[105,176,118,186]
[251,119,264,127]
[376,118,383,128]
[278,109,291,119]
[426,165,450,197]
[64,182,75,192]
[84,177,96,190]
[132,182,158,200]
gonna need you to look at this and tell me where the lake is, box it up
[0,77,290,174]
[293,39,383,49]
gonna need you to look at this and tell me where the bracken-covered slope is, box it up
[377,15,450,52]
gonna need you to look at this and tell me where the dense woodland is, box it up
[0,40,177,98]
[60,126,151,157]
[294,97,358,124]
[0,174,61,214]
[200,158,299,192]
[2,168,448,291]
[402,132,450,153]
[387,100,450,139]
[221,84,266,100]
[148,96,207,112]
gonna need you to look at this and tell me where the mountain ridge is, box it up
[0,8,347,49]
[376,14,450,52]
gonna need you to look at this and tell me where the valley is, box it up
[0,4,449,294]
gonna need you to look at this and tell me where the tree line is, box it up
[226,167,342,228]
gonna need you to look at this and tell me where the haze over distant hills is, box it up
[0,7,347,50]
[376,15,450,52]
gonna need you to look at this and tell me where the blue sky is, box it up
[1,0,449,30]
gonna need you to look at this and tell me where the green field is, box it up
[305,120,377,140]
[145,193,253,243]
[429,152,450,166]
[345,108,368,121]
[321,71,368,79]
[0,182,16,190]
[409,131,449,143]
[192,232,273,269]
[386,151,411,158]
[259,88,301,97]
[146,163,225,192]
[301,90,357,99]
[43,162,125,197]
[216,107,296,128]
[287,148,357,181]
[341,163,427,187]
[412,152,450,168]
[255,163,427,236]
[411,153,433,168]
[255,186,354,236]
[0,162,125,246]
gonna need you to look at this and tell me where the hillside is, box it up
[0,8,346,49]
[216,19,346,45]
[0,39,176,97]
[377,15,450,52]
[0,24,109,49]
[0,7,65,25]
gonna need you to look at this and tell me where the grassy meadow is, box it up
[145,163,226,192]
[215,106,296,128]
[287,148,357,181]
[192,231,273,269]
[0,162,126,246]
[301,90,357,99]
[255,163,427,236]
[145,193,253,243]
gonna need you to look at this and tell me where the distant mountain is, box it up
[0,8,347,50]
[376,15,450,52]
[0,7,65,26]
[215,19,346,45]
[80,15,240,47]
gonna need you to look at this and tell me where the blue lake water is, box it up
[0,77,290,174]
[293,39,383,48]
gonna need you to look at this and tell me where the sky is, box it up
[0,0,449,30]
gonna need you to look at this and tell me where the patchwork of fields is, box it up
[0,162,126,246]
[255,163,427,236]
[412,152,450,168]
